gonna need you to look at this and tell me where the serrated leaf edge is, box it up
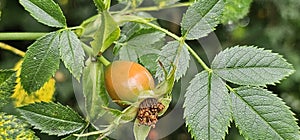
[181,0,224,40]
[18,102,86,136]
[59,30,85,81]
[20,32,60,93]
[231,86,300,139]
[212,45,295,86]
[19,0,67,28]
[183,71,232,140]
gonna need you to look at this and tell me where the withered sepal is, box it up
[137,98,165,128]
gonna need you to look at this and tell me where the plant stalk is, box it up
[0,32,47,40]
[115,2,192,14]
[0,42,25,57]
[185,44,211,71]
[98,56,111,67]
[135,21,211,71]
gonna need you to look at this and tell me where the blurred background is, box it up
[0,0,300,139]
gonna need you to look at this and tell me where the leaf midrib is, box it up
[232,89,284,139]
[22,0,64,26]
[30,33,58,88]
[207,72,212,140]
[66,31,77,70]
[213,66,292,71]
[184,0,220,37]
[21,109,84,125]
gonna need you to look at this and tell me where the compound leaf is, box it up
[0,112,39,140]
[211,46,294,86]
[20,32,60,93]
[231,87,300,140]
[181,0,224,40]
[90,11,120,56]
[83,59,109,122]
[0,70,16,109]
[222,0,253,23]
[19,0,66,27]
[184,71,231,140]
[18,102,86,136]
[156,41,190,81]
[60,30,85,81]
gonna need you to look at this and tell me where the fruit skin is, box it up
[104,61,155,103]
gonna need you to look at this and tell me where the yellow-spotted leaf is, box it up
[11,60,55,107]
[0,112,39,140]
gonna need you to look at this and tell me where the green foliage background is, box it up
[0,0,300,139]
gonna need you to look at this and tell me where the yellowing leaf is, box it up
[11,60,55,107]
[0,113,39,140]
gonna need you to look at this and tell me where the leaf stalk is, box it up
[113,2,193,14]
[135,21,211,71]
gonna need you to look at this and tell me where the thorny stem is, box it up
[135,21,211,71]
[0,42,25,57]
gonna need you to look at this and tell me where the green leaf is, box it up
[154,66,175,115]
[93,0,104,11]
[184,71,231,140]
[0,70,15,109]
[221,0,253,23]
[59,30,85,81]
[93,0,110,12]
[83,59,109,122]
[118,31,164,62]
[231,87,300,139]
[120,105,139,123]
[156,41,190,81]
[153,64,175,97]
[181,0,224,40]
[211,46,295,86]
[139,54,159,75]
[133,119,151,140]
[79,16,101,43]
[90,11,120,56]
[18,102,86,136]
[20,32,60,93]
[114,21,165,63]
[0,113,39,140]
[19,0,66,28]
